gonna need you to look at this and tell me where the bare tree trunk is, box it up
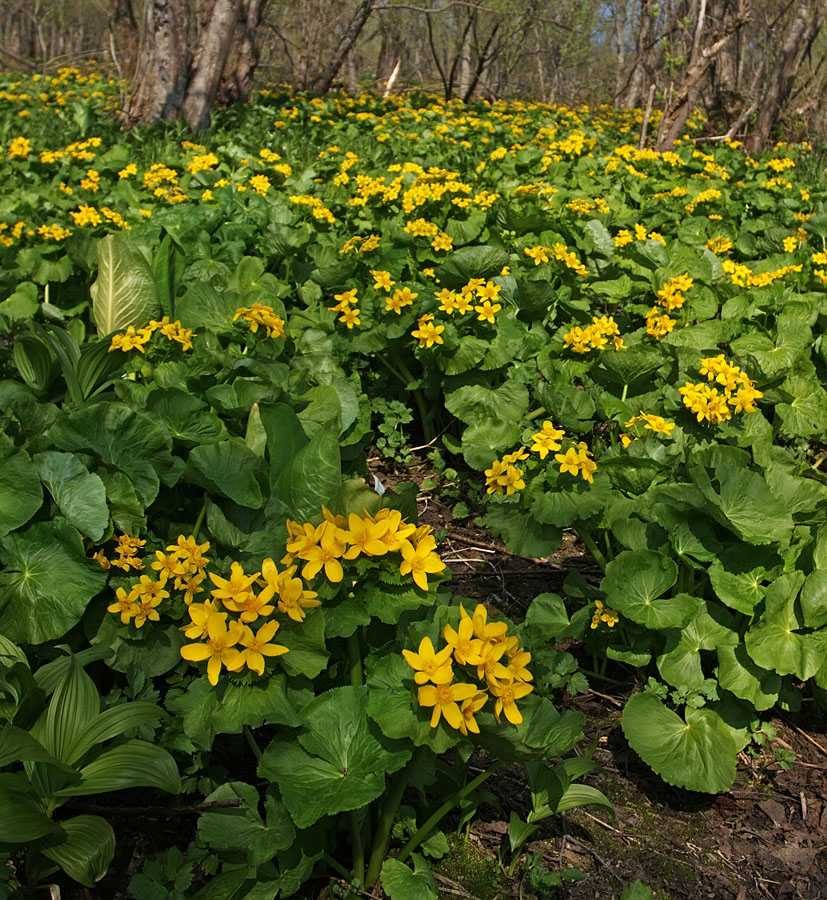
[310,0,377,93]
[124,0,189,125]
[110,0,140,82]
[746,0,824,151]
[216,0,265,105]
[179,0,244,130]
[655,0,751,150]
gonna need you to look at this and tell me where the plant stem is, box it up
[192,498,209,541]
[524,406,547,422]
[364,746,426,886]
[323,852,352,881]
[575,527,608,572]
[243,724,262,761]
[579,667,625,685]
[347,631,363,687]
[396,761,504,865]
[350,810,365,886]
[621,383,628,403]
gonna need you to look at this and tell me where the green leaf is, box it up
[49,402,175,506]
[621,881,654,900]
[197,783,295,867]
[64,701,165,766]
[275,417,341,522]
[484,507,562,558]
[38,814,115,887]
[601,551,692,629]
[187,439,263,508]
[461,418,521,469]
[0,725,71,770]
[90,234,160,338]
[0,519,107,643]
[0,440,42,538]
[690,465,793,545]
[621,692,737,793]
[145,389,228,444]
[445,380,529,425]
[380,856,438,900]
[523,593,571,639]
[435,245,509,288]
[656,605,737,691]
[259,686,410,828]
[33,656,99,766]
[34,451,109,542]
[56,739,180,796]
[0,281,38,321]
[176,283,241,334]
[716,644,780,712]
[0,773,58,842]
[708,544,778,614]
[745,573,826,681]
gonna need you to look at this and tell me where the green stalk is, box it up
[575,527,608,572]
[347,631,363,688]
[350,810,365,886]
[323,852,352,881]
[243,725,262,761]
[524,406,547,422]
[192,498,209,541]
[364,746,427,886]
[621,383,628,403]
[389,348,433,443]
[396,762,504,866]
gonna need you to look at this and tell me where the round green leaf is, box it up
[621,692,737,793]
[258,685,410,828]
[601,551,687,628]
[0,519,107,643]
[34,451,109,542]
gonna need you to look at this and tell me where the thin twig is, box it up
[65,799,243,816]
[787,722,827,757]
[586,688,624,708]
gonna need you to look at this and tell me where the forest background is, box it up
[0,0,825,153]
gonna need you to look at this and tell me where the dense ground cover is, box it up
[1,67,827,899]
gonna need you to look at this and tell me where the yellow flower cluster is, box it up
[403,217,453,252]
[619,412,676,447]
[524,242,587,276]
[7,136,31,159]
[563,315,624,353]
[721,259,803,288]
[94,532,146,572]
[613,224,666,246]
[485,448,528,495]
[339,233,381,254]
[590,599,620,629]
[36,223,72,241]
[706,236,733,254]
[233,302,286,338]
[684,188,722,214]
[186,152,219,174]
[283,507,445,592]
[403,603,533,731]
[289,194,335,224]
[679,355,763,424]
[411,313,445,348]
[109,317,195,353]
[106,534,208,631]
[656,272,693,311]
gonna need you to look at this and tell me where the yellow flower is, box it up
[297,522,347,583]
[371,269,395,292]
[226,620,288,675]
[530,421,565,459]
[418,679,480,730]
[180,612,244,685]
[399,534,445,591]
[443,616,484,666]
[131,595,163,629]
[555,447,582,478]
[339,307,361,329]
[411,319,445,348]
[402,636,454,685]
[107,587,137,624]
[489,680,534,724]
[209,562,260,608]
[342,512,391,559]
[457,692,488,735]
[474,300,501,324]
